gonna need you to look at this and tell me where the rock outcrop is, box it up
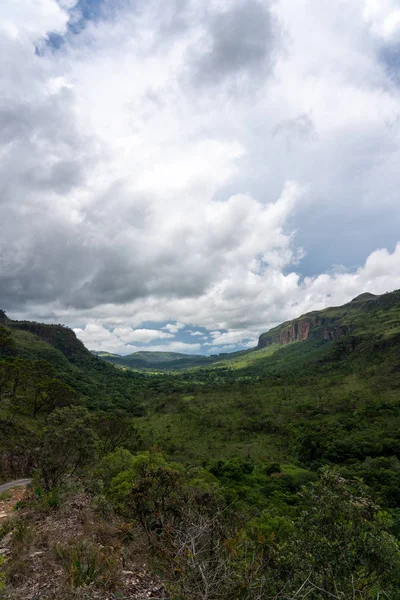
[257,290,400,349]
[257,314,352,348]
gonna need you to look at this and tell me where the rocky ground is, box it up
[0,486,168,600]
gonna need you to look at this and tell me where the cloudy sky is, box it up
[1,0,400,355]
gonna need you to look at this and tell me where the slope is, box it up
[0,312,159,413]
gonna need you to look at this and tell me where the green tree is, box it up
[33,377,79,417]
[39,406,98,490]
[94,411,142,456]
[0,325,16,357]
[279,468,400,599]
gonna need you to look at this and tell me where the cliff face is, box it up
[257,290,400,349]
[258,315,352,348]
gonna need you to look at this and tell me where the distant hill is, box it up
[92,290,400,372]
[91,349,247,371]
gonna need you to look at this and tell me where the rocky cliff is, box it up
[257,314,352,348]
[257,290,400,349]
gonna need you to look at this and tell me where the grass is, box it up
[55,540,120,589]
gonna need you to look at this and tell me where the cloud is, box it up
[1,0,400,354]
[111,328,174,343]
[189,0,280,88]
[190,331,203,336]
[209,330,258,347]
[74,322,201,354]
[363,0,400,40]
[163,322,185,334]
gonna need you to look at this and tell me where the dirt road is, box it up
[0,479,32,494]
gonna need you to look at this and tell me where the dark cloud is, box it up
[190,1,279,87]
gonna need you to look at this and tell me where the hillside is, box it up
[0,312,173,413]
[258,290,400,348]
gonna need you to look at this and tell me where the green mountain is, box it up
[257,291,400,348]
[91,349,247,371]
[92,290,400,373]
[0,311,158,413]
[129,290,400,477]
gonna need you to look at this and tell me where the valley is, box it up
[1,290,400,598]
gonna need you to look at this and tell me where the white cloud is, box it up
[163,322,185,334]
[209,330,257,347]
[74,322,201,354]
[363,0,400,40]
[190,331,203,336]
[0,0,70,41]
[112,328,174,343]
[1,0,400,353]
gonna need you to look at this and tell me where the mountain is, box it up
[0,312,157,413]
[91,349,247,371]
[127,288,400,467]
[2,289,400,504]
[257,290,400,348]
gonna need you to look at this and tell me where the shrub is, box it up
[39,406,98,490]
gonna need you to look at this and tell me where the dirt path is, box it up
[0,479,32,494]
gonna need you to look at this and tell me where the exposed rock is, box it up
[258,313,352,348]
[0,532,13,547]
[257,290,400,349]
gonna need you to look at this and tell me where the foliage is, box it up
[39,406,98,490]
[104,455,400,600]
[108,451,241,600]
[94,411,143,456]
[277,468,400,599]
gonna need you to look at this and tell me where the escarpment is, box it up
[257,290,400,349]
[257,314,352,348]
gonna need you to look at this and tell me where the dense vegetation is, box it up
[1,291,400,598]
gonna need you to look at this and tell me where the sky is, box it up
[1,0,400,355]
